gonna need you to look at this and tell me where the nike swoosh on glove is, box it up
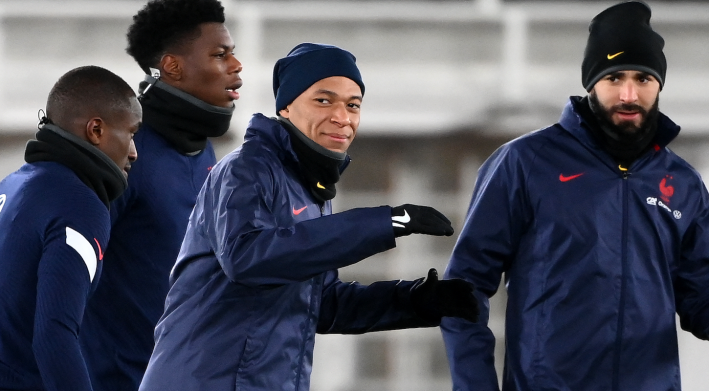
[410,268,479,324]
[391,204,454,237]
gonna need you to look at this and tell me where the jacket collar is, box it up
[244,113,351,173]
[138,75,234,154]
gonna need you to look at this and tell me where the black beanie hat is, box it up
[582,1,666,91]
[273,43,365,113]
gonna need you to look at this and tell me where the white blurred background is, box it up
[1,0,709,390]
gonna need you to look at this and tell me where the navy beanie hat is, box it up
[582,1,666,91]
[273,43,365,113]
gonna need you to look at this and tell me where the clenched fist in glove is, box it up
[391,204,454,237]
[410,268,479,323]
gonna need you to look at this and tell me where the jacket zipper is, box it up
[612,166,630,390]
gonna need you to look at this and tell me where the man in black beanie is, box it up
[138,42,479,391]
[442,2,709,391]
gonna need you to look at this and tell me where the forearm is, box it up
[33,328,93,391]
[217,206,396,286]
[441,299,500,391]
[34,235,97,391]
[317,278,435,334]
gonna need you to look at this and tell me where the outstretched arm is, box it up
[317,268,478,334]
[213,205,396,286]
[317,270,433,334]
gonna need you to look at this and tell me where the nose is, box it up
[619,80,638,103]
[229,54,243,74]
[330,104,351,127]
[128,139,138,163]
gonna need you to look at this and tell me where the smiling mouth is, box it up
[326,134,349,142]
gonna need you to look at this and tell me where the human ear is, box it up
[279,107,290,118]
[85,117,104,145]
[160,54,182,81]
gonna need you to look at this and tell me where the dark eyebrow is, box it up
[607,70,653,80]
[217,44,235,51]
[607,71,625,78]
[314,89,363,101]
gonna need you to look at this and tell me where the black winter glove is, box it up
[410,268,479,323]
[391,204,454,237]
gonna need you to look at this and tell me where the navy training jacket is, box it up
[442,97,709,391]
[80,124,216,391]
[0,162,108,391]
[140,114,433,391]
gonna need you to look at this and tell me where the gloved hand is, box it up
[410,268,479,323]
[391,204,454,237]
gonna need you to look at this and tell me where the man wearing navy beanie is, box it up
[139,42,480,391]
[443,2,709,391]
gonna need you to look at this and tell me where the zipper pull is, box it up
[619,164,630,179]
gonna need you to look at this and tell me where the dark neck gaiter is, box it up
[579,95,658,167]
[138,75,234,155]
[277,116,347,202]
[24,124,127,208]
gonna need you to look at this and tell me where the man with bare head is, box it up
[0,65,139,391]
[79,1,243,390]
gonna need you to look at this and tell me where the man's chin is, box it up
[613,120,644,135]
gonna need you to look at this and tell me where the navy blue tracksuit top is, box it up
[0,162,108,391]
[79,125,216,390]
[140,114,433,391]
[442,97,709,391]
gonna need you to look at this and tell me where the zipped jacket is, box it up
[139,114,432,391]
[442,97,709,391]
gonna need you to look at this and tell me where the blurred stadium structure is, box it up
[1,1,709,390]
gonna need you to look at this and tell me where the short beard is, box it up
[588,91,660,143]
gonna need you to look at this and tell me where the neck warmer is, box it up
[138,74,234,154]
[24,124,127,208]
[578,95,658,167]
[277,116,347,202]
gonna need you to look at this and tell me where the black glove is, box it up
[410,268,479,323]
[391,204,454,237]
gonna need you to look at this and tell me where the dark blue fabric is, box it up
[139,114,431,391]
[0,162,108,391]
[79,125,216,391]
[442,96,709,391]
[273,43,365,112]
